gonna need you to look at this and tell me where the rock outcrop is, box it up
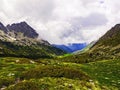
[7,21,39,39]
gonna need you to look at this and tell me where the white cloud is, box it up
[0,0,120,44]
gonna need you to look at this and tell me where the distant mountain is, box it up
[53,45,72,53]
[67,43,87,52]
[73,41,96,54]
[0,21,66,58]
[53,43,87,53]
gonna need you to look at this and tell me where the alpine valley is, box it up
[0,22,120,90]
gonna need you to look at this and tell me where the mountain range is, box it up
[73,41,96,54]
[0,21,66,58]
[1,21,120,61]
[53,43,87,53]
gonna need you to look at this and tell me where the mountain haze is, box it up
[53,43,86,53]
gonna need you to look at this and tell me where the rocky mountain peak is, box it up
[7,21,39,39]
[0,21,51,46]
[0,22,8,33]
[99,24,120,41]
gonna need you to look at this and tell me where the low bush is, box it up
[6,78,102,90]
[21,65,89,80]
[0,78,15,88]
[6,81,40,90]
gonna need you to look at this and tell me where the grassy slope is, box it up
[0,57,120,90]
[80,59,120,89]
[59,60,120,89]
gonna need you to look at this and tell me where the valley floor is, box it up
[0,57,120,90]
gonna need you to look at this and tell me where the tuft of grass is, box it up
[6,77,103,90]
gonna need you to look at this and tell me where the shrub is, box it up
[0,78,15,88]
[21,65,89,80]
[6,81,40,90]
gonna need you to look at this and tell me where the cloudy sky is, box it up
[0,0,120,44]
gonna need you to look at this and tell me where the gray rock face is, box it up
[7,21,39,38]
[0,22,8,33]
[0,21,50,46]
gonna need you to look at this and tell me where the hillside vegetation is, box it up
[0,40,66,59]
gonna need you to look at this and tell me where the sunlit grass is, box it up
[80,59,120,89]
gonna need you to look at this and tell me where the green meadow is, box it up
[0,57,119,90]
